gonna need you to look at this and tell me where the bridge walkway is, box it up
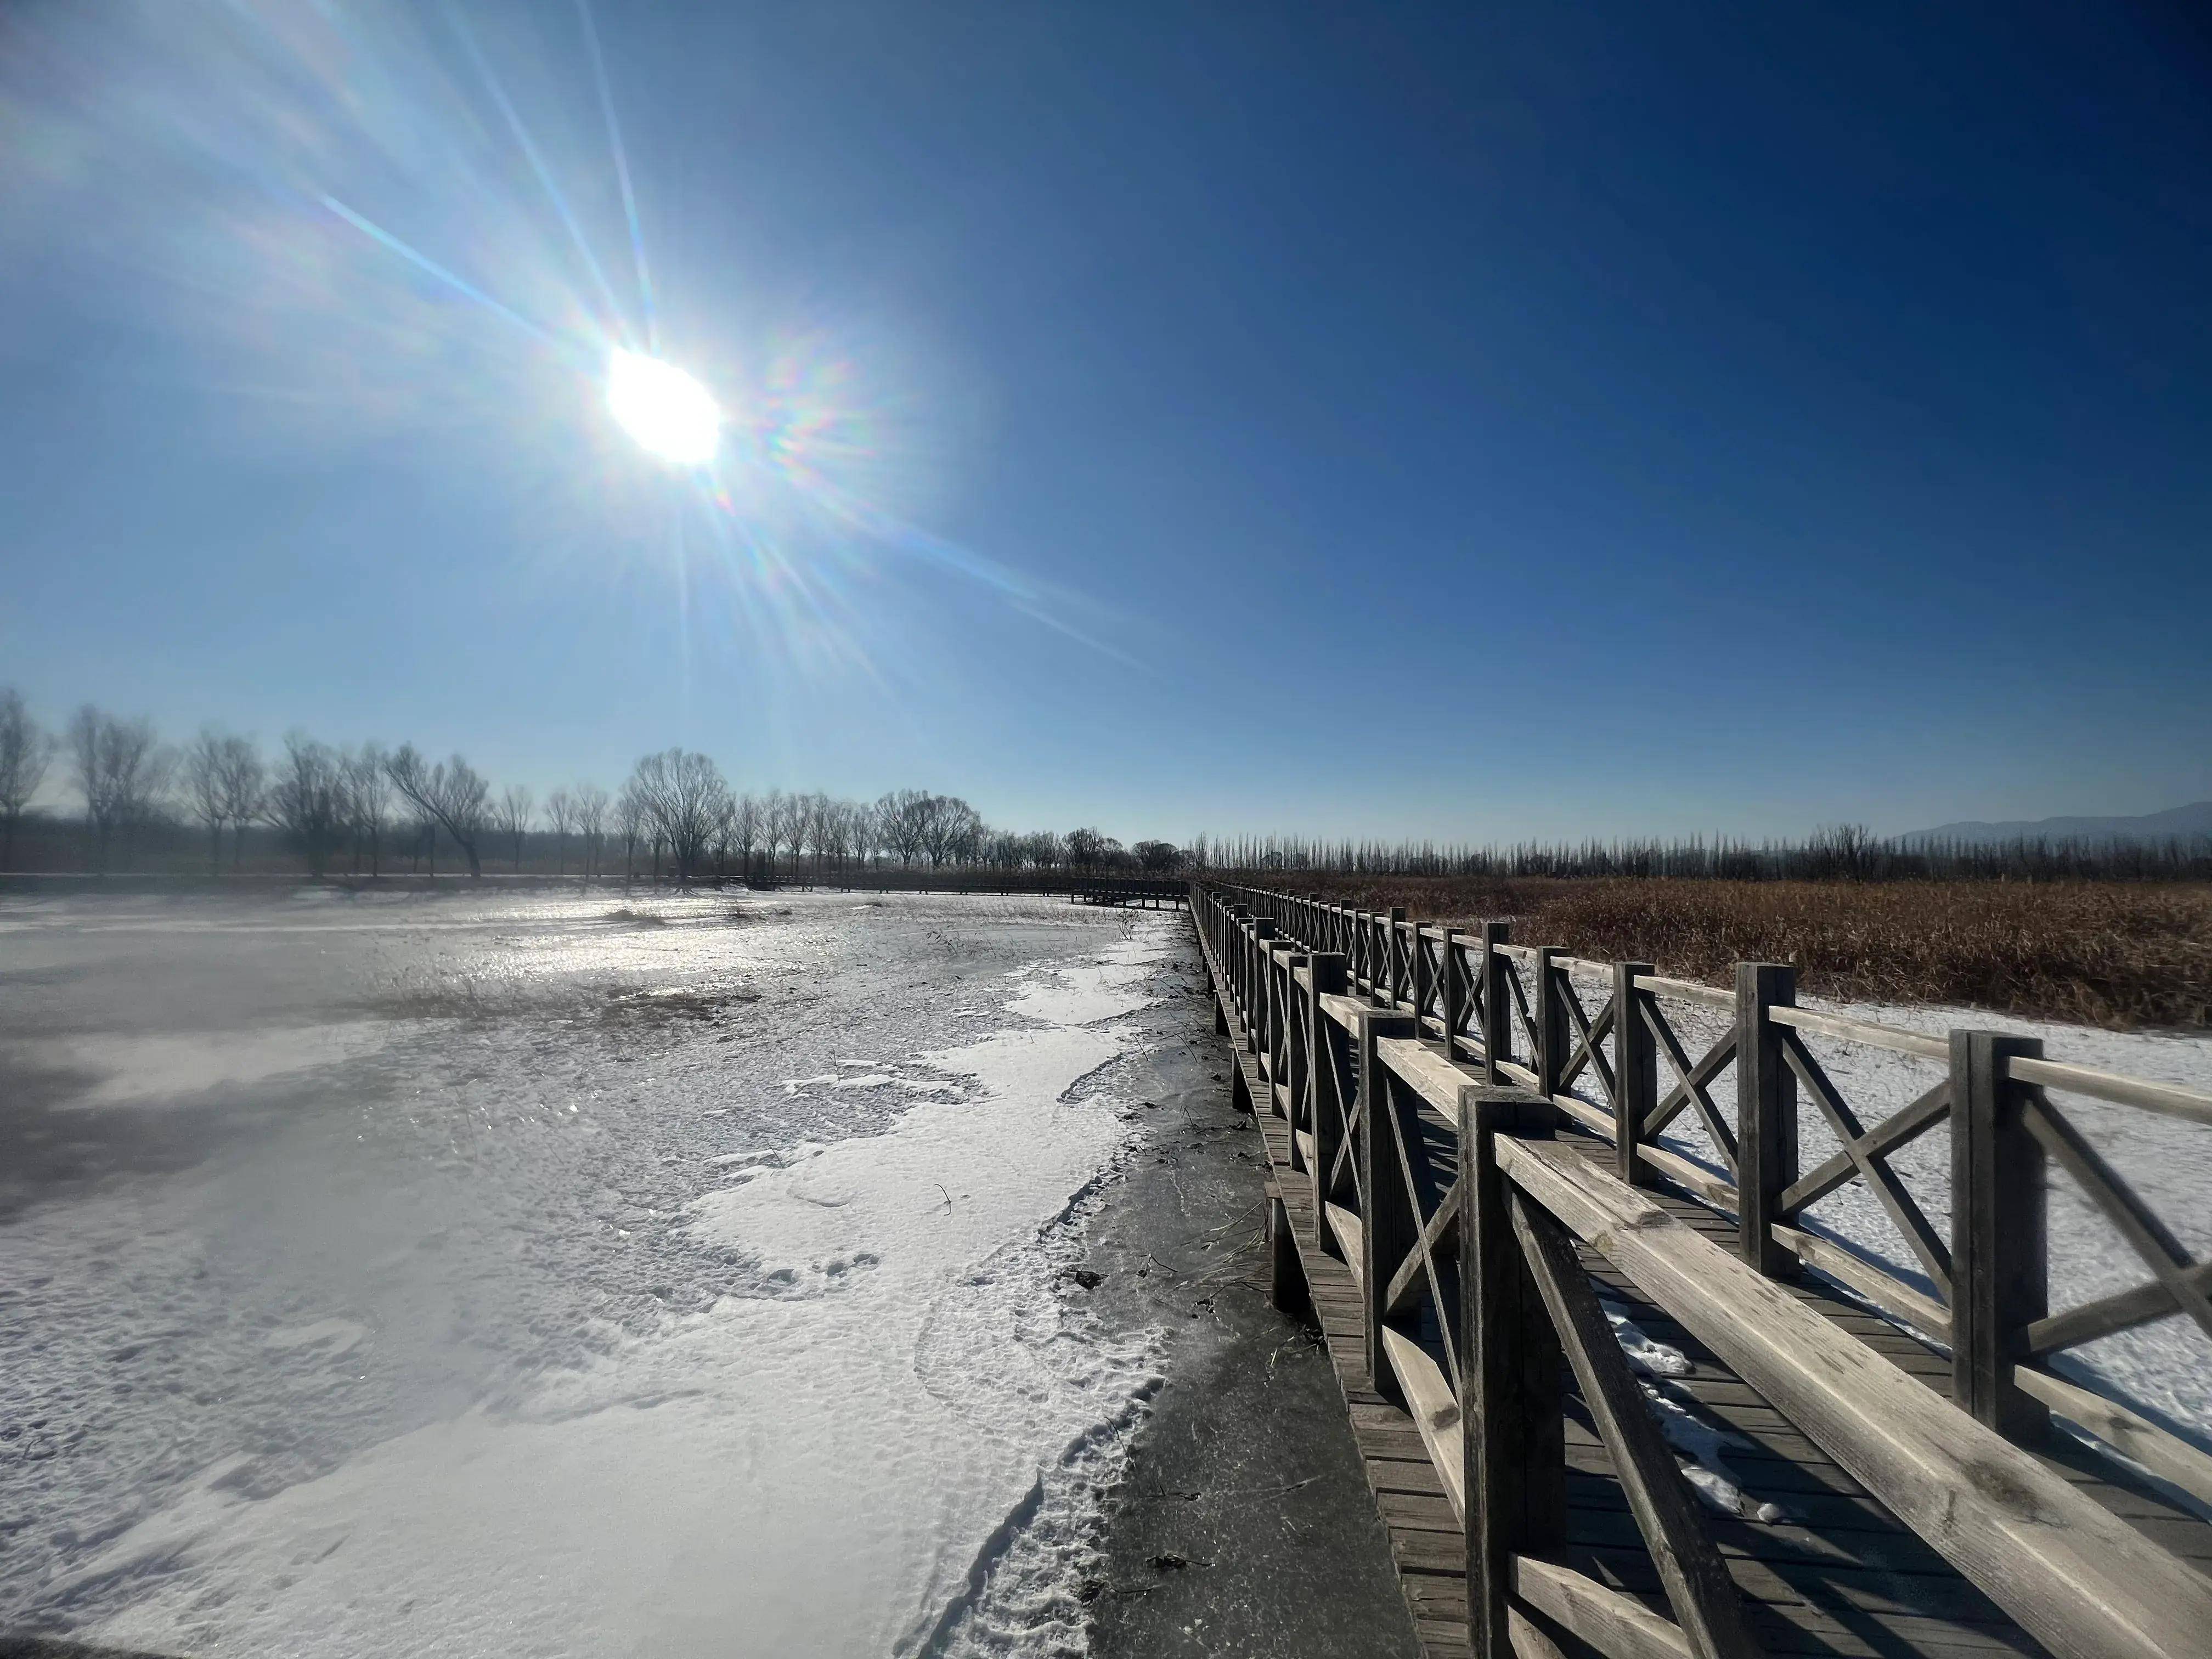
[1195,915,2212,1659]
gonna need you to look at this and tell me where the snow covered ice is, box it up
[0,889,1182,1657]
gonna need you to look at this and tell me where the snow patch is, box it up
[1639,1384,1788,1525]
[1602,1301,1692,1378]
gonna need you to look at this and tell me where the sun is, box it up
[606,349,720,465]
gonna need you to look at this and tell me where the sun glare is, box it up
[607,349,719,465]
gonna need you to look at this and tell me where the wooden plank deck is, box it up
[1195,921,2212,1659]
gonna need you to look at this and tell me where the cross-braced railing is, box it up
[1193,884,2212,1659]
[1199,881,2212,1514]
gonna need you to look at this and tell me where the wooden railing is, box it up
[1193,882,2212,1659]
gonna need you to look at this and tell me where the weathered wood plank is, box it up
[1379,1036,1477,1123]
[1382,1327,1467,1524]
[1772,1223,1953,1338]
[1634,1143,1740,1209]
[1510,1190,1757,1659]
[1513,1558,1691,1659]
[1498,1133,2212,1659]
[2012,1365,2212,1511]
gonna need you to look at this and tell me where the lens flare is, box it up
[606,349,718,464]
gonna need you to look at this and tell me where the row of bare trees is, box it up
[1193,824,2212,883]
[0,691,1182,882]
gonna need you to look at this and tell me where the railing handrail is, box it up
[1201,878,2212,1124]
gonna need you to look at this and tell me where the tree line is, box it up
[0,690,1187,881]
[10,690,2199,887]
[1192,825,2212,884]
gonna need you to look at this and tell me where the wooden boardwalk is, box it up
[1190,887,2212,1659]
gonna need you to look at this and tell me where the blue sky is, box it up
[1,2,2207,844]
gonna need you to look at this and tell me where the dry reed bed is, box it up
[1228,876,2212,1030]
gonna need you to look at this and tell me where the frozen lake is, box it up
[0,888,1194,1656]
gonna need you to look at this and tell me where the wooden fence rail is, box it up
[1191,880,2212,1659]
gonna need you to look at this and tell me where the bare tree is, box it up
[496,784,535,872]
[945,798,985,866]
[803,791,840,879]
[830,799,862,877]
[730,793,763,882]
[573,783,610,882]
[1808,822,1877,882]
[213,736,266,870]
[404,796,439,874]
[616,786,645,884]
[264,735,349,877]
[757,789,794,879]
[183,728,229,873]
[384,746,490,877]
[876,788,929,867]
[1066,827,1105,871]
[627,749,732,884]
[709,793,735,879]
[545,787,575,876]
[923,794,982,867]
[1133,839,1183,872]
[0,689,54,871]
[848,799,880,873]
[69,707,170,872]
[346,744,391,876]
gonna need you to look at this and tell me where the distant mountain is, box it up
[1901,802,2212,846]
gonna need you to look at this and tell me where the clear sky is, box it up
[2,2,2207,845]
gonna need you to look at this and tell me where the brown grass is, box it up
[1239,876,2212,1030]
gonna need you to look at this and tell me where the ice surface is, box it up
[0,890,1180,1657]
[30,1023,405,1108]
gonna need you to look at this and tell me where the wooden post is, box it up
[1387,907,1408,1006]
[1308,952,1348,1216]
[1412,922,1434,1037]
[1481,922,1512,1084]
[1267,1189,1312,1326]
[1440,927,1463,1058]
[1249,918,1275,1052]
[1360,1009,1420,1400]
[1532,946,1564,1102]
[1951,1030,2049,1441]
[1736,962,1797,1278]
[1460,1084,1565,1658]
[1615,961,1656,1188]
